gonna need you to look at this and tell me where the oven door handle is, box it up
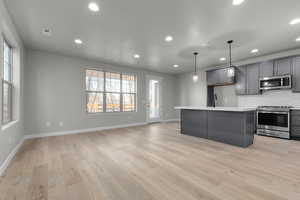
[257,111,288,114]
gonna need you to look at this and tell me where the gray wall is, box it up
[24,50,178,135]
[0,0,24,168]
[175,71,207,107]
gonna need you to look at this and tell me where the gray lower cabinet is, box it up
[259,60,274,77]
[207,111,255,147]
[291,110,300,139]
[235,66,247,95]
[181,110,208,138]
[292,56,300,92]
[274,57,292,76]
[180,109,255,147]
[246,63,260,95]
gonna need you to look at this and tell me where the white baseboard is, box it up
[0,138,24,177]
[24,122,148,139]
[162,119,180,122]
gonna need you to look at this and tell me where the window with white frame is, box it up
[86,69,136,113]
[2,39,13,124]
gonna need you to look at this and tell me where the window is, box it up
[122,74,136,112]
[105,72,121,112]
[2,40,13,124]
[86,70,104,113]
[85,69,136,113]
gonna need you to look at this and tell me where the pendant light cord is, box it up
[194,52,198,74]
[229,43,232,66]
[227,40,233,67]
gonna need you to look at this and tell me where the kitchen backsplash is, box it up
[212,84,300,108]
[238,90,300,107]
[214,85,238,107]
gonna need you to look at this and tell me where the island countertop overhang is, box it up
[175,106,257,112]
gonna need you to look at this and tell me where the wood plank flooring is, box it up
[1,122,300,200]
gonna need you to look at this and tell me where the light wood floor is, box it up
[1,122,300,200]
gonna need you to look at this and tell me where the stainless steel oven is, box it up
[257,106,291,139]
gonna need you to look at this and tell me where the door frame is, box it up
[146,75,163,123]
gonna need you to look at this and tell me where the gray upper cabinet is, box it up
[259,61,274,77]
[216,55,300,96]
[235,66,247,95]
[207,68,235,86]
[274,57,292,76]
[292,56,300,93]
[246,63,260,95]
[207,70,219,86]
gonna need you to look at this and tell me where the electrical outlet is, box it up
[59,122,64,127]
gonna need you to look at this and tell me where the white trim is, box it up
[24,122,148,139]
[162,119,180,122]
[0,137,24,177]
[1,120,18,131]
[146,75,164,123]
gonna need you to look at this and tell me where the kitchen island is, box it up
[175,107,257,147]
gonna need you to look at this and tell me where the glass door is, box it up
[146,76,162,123]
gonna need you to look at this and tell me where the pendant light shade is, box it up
[193,52,199,82]
[193,74,199,82]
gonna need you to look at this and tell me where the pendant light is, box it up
[227,40,235,77]
[228,40,233,67]
[192,52,199,82]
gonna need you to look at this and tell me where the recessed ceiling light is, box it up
[220,57,226,61]
[165,36,173,42]
[133,54,140,59]
[296,37,300,42]
[42,28,52,36]
[200,43,209,47]
[251,49,259,53]
[88,2,99,12]
[232,0,245,6]
[290,18,300,25]
[74,39,83,44]
[173,64,179,68]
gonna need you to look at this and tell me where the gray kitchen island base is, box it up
[180,109,255,148]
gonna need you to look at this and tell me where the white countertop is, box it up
[175,106,257,112]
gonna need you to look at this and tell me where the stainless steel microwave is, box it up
[259,75,292,90]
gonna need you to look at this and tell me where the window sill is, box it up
[1,120,18,131]
[86,111,138,116]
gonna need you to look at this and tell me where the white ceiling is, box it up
[5,0,300,74]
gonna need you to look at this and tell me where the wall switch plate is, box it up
[59,122,64,127]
